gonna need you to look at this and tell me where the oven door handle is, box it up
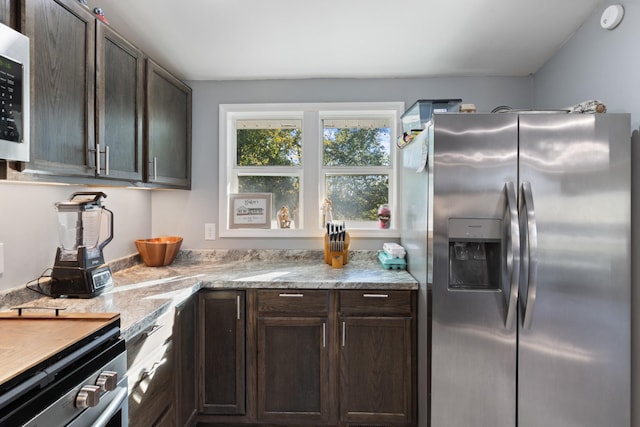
[90,385,127,427]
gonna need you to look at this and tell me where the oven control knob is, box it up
[96,370,118,391]
[75,385,101,409]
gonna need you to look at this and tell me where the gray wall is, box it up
[533,1,639,424]
[151,76,533,251]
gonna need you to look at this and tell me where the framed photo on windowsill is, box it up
[229,193,272,229]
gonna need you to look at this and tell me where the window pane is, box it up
[239,175,300,228]
[325,174,388,221]
[322,121,391,167]
[237,119,302,166]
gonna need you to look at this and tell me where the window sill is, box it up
[219,228,401,239]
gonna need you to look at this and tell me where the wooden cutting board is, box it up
[0,311,120,385]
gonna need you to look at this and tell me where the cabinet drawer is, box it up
[127,310,174,371]
[339,290,413,316]
[128,340,174,426]
[257,290,329,315]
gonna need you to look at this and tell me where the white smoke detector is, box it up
[600,5,624,30]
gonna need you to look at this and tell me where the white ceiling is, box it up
[86,0,604,81]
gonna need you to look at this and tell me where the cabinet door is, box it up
[257,317,329,423]
[0,0,13,27]
[200,291,245,414]
[339,317,413,425]
[24,0,95,176]
[145,59,191,188]
[95,21,143,182]
[175,296,198,426]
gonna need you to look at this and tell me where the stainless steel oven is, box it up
[0,313,128,426]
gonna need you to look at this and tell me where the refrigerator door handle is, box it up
[519,181,538,329]
[503,181,520,329]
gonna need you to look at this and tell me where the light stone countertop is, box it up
[0,250,417,340]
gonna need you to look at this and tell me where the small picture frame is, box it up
[229,193,272,229]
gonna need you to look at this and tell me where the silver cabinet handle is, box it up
[503,181,520,330]
[92,144,109,175]
[519,181,538,330]
[342,321,346,347]
[144,324,162,337]
[322,322,326,348]
[104,145,110,176]
[363,293,388,298]
[149,157,157,181]
[139,358,165,380]
[236,295,241,320]
[94,143,101,175]
[278,293,304,297]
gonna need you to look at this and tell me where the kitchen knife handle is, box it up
[503,181,520,330]
[519,181,538,330]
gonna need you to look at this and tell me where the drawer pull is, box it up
[278,293,304,297]
[342,321,346,347]
[139,358,166,381]
[237,295,241,320]
[145,324,162,337]
[363,293,389,298]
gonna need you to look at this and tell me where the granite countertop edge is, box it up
[0,249,418,341]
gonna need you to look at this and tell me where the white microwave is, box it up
[0,23,29,162]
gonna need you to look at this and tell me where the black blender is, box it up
[50,192,114,298]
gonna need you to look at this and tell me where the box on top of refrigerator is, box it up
[400,99,461,133]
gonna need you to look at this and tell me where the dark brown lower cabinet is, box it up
[199,290,246,415]
[257,317,329,423]
[255,289,330,424]
[338,290,416,427]
[195,289,416,427]
[175,295,198,426]
[339,317,413,425]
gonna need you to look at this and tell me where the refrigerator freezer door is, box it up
[400,128,431,427]
[517,113,631,427]
[430,114,518,427]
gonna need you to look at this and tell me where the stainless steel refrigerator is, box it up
[400,112,631,427]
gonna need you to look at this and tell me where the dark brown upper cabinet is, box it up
[0,0,14,27]
[9,0,190,188]
[23,0,96,178]
[95,21,144,182]
[145,58,192,189]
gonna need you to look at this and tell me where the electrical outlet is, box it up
[204,223,216,240]
[0,243,4,274]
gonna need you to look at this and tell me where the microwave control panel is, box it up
[0,54,23,142]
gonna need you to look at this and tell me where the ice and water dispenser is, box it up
[448,218,502,290]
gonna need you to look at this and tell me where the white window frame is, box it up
[219,102,404,238]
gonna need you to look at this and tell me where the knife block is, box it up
[324,232,350,268]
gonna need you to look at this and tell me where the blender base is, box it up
[50,264,113,298]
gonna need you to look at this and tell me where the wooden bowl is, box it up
[135,236,183,267]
